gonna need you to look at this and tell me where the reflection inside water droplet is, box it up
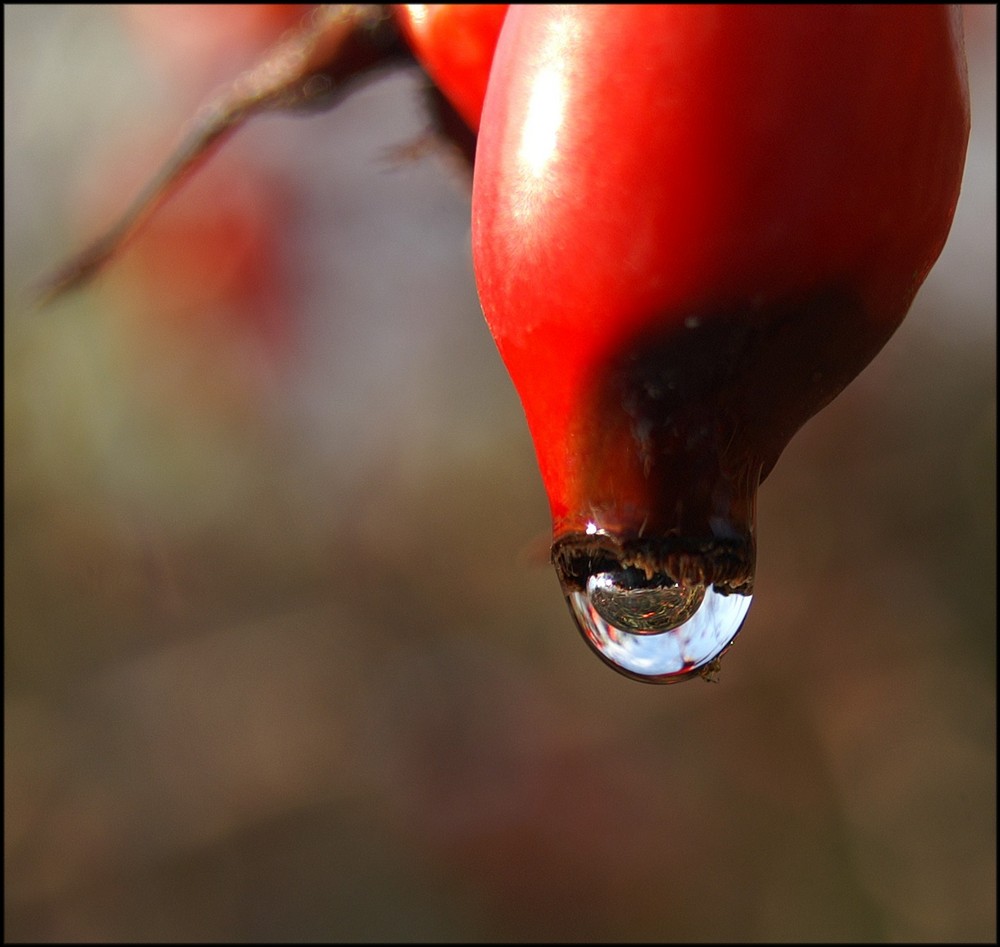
[588,567,705,632]
[568,567,752,683]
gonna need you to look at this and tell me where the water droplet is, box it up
[567,567,752,683]
[588,566,705,632]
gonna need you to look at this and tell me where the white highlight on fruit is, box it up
[517,64,566,179]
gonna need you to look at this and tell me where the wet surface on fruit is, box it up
[552,532,752,683]
[567,570,752,683]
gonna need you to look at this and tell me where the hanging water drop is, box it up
[588,566,705,632]
[567,565,752,683]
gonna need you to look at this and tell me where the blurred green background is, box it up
[5,5,995,942]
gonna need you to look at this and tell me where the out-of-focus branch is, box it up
[35,4,412,308]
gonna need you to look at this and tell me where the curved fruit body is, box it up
[471,5,969,680]
[395,4,508,130]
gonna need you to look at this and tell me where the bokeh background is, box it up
[5,5,995,942]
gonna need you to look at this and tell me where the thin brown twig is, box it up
[34,4,409,309]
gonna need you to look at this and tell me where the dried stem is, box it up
[35,4,410,307]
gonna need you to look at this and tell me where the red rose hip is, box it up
[395,4,508,131]
[471,5,970,682]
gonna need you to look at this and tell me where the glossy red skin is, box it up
[395,4,508,130]
[472,5,969,582]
